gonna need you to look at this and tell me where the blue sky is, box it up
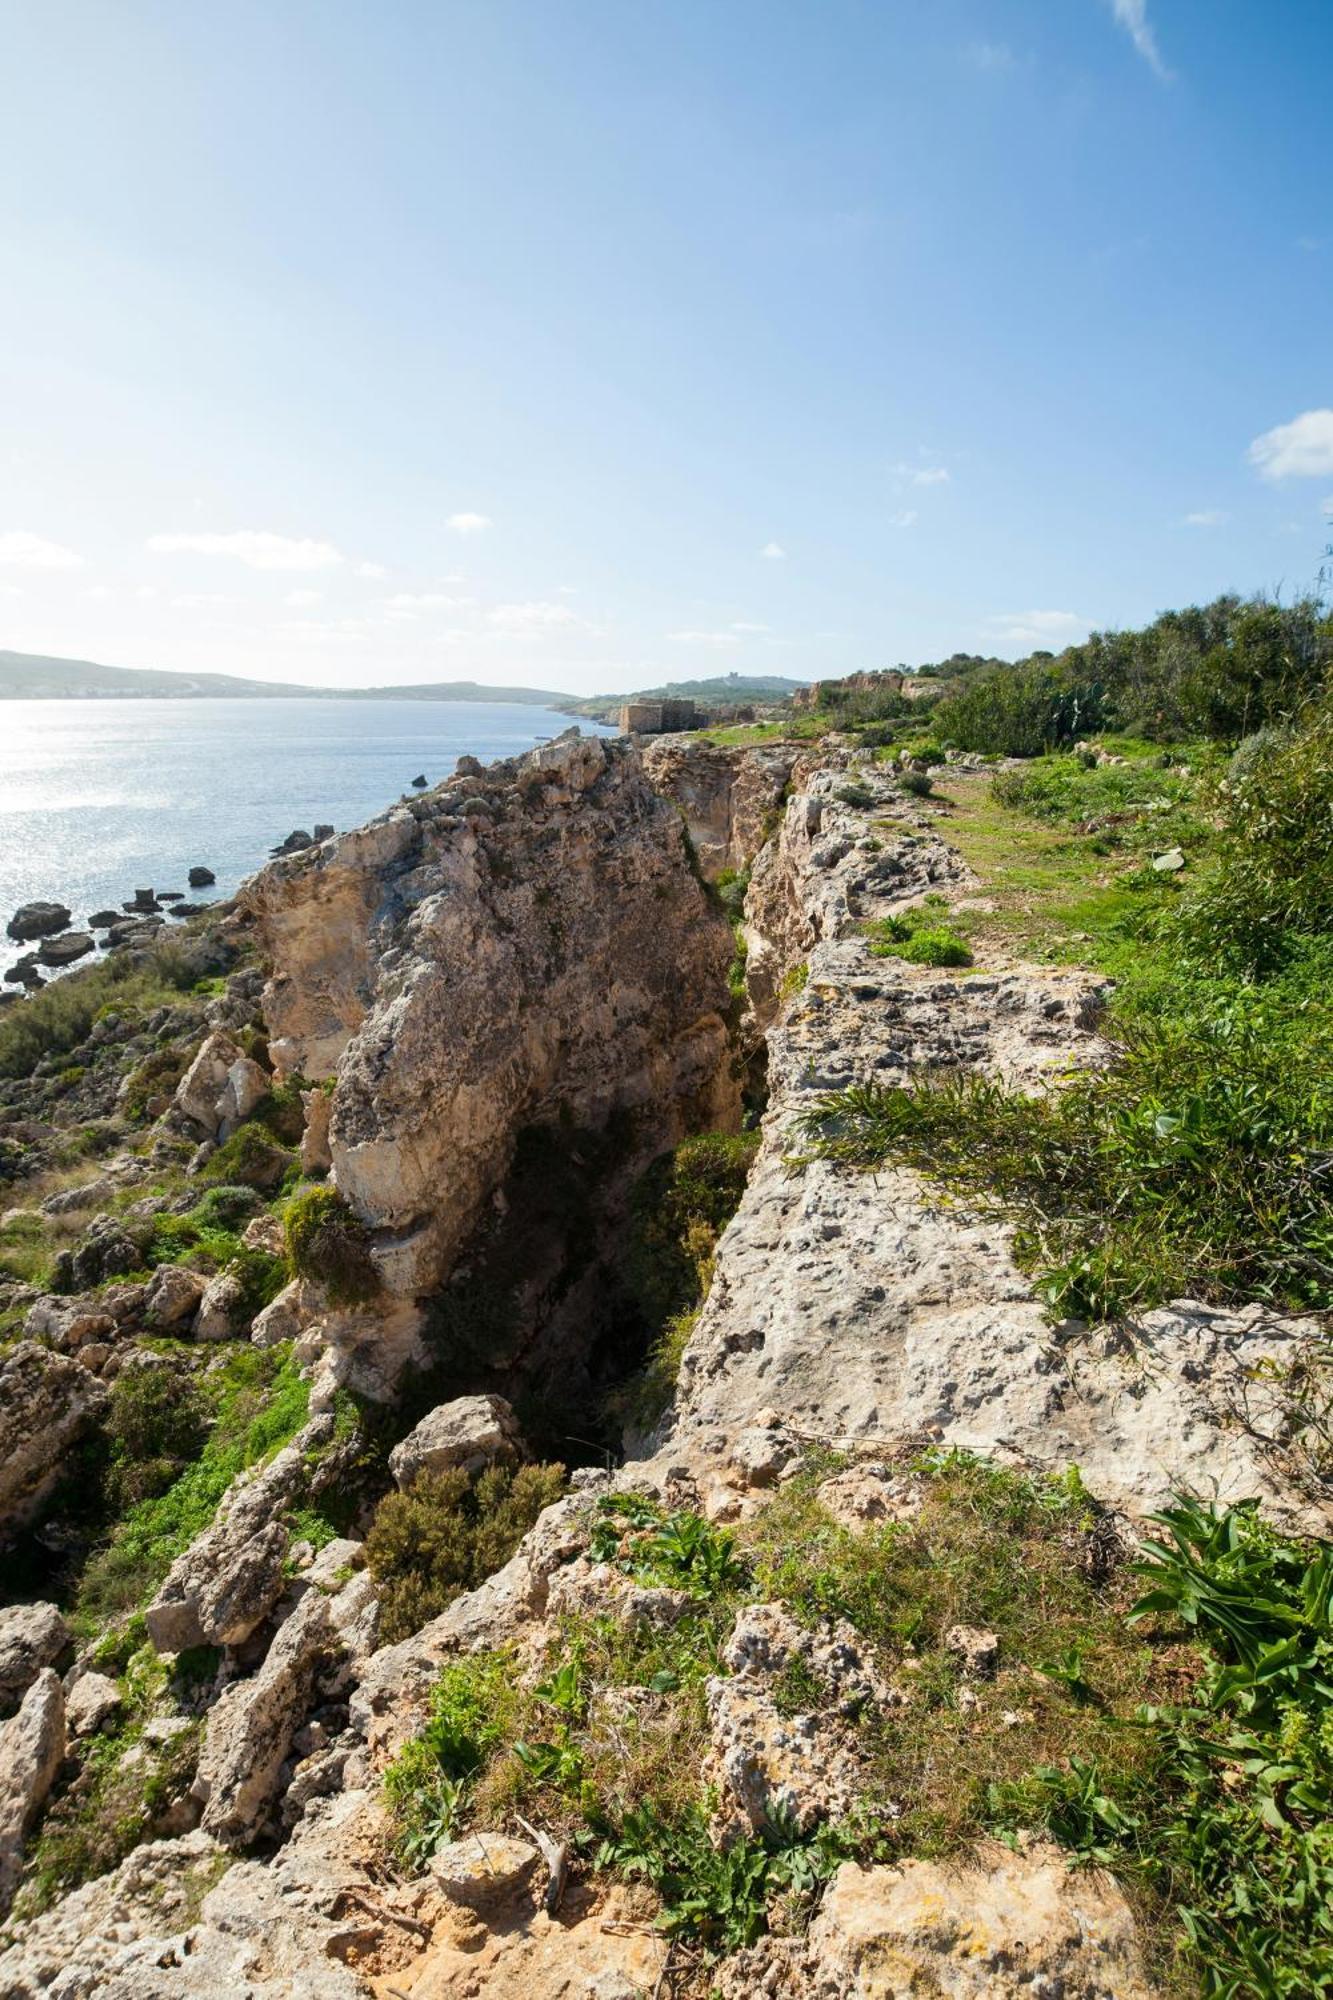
[0,0,1329,693]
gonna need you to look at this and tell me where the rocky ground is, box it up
[0,729,1325,1997]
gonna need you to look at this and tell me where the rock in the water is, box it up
[716,1845,1155,1999]
[6,902,71,943]
[144,1263,207,1331]
[313,823,334,841]
[0,1604,70,1706]
[270,829,313,857]
[0,1670,65,1914]
[187,866,216,888]
[389,1393,524,1489]
[0,1344,106,1537]
[36,931,95,968]
[87,908,121,929]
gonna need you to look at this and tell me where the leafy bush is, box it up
[0,943,200,1080]
[865,912,973,969]
[189,1184,263,1231]
[624,1131,760,1331]
[992,1496,1333,1998]
[898,769,933,798]
[105,1364,209,1507]
[935,664,1106,758]
[283,1185,378,1303]
[204,1122,294,1194]
[588,1494,746,1596]
[365,1460,566,1645]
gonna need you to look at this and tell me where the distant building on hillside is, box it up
[618,697,703,734]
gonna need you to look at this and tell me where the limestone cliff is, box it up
[243,732,738,1306]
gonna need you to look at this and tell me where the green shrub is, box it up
[205,1122,294,1194]
[935,664,1106,758]
[383,1652,521,1866]
[714,867,750,922]
[365,1460,566,1645]
[991,1496,1333,1997]
[865,912,973,969]
[283,1185,378,1303]
[105,1364,209,1507]
[624,1131,760,1330]
[189,1184,263,1231]
[0,943,200,1080]
[899,769,933,798]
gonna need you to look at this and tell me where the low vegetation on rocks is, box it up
[283,1184,379,1303]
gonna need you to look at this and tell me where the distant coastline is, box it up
[0,647,808,713]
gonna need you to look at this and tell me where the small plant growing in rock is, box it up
[899,769,934,798]
[283,1185,379,1304]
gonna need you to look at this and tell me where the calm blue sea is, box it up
[0,698,617,946]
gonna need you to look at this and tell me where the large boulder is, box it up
[143,1439,315,1653]
[36,932,94,969]
[0,1345,106,1538]
[6,903,70,944]
[172,1032,249,1136]
[51,1216,144,1293]
[190,1269,245,1341]
[144,1263,207,1331]
[0,1605,70,1707]
[388,1393,524,1490]
[716,1845,1155,1999]
[0,1670,65,1914]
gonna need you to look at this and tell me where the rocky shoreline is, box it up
[0,729,1326,1997]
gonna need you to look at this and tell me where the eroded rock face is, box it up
[241,733,738,1302]
[640,738,796,877]
[0,1345,106,1539]
[716,1844,1156,1999]
[663,763,1331,1530]
[0,1670,65,1914]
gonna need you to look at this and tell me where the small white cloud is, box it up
[171,593,232,609]
[730,620,770,634]
[146,530,344,571]
[0,530,82,569]
[1248,409,1333,481]
[892,462,949,487]
[448,512,492,534]
[286,588,323,607]
[1108,0,1172,80]
[889,509,918,528]
[962,39,1017,71]
[555,583,578,595]
[759,541,787,560]
[669,629,742,647]
[357,561,388,580]
[487,600,578,631]
[82,584,112,600]
[1183,509,1228,527]
[986,609,1086,648]
[135,585,159,601]
[385,592,468,612]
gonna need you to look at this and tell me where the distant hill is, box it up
[563,672,809,718]
[0,650,568,704]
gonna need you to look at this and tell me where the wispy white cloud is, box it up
[892,462,949,487]
[146,530,343,571]
[447,511,492,534]
[0,530,82,569]
[729,620,770,634]
[286,588,323,607]
[986,609,1086,648]
[170,593,233,609]
[759,541,787,560]
[487,600,579,631]
[889,509,918,528]
[669,629,741,647]
[962,40,1018,72]
[1183,509,1228,527]
[385,592,469,613]
[1248,409,1333,481]
[357,561,388,580]
[1108,0,1172,80]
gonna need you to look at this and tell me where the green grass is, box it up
[864,907,974,969]
[73,1343,310,1631]
[0,942,202,1079]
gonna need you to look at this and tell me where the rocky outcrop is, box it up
[143,1436,319,1653]
[0,1345,106,1538]
[640,737,796,876]
[6,903,71,944]
[388,1393,523,1488]
[0,1606,70,1709]
[0,1671,65,1914]
[241,732,738,1303]
[663,761,1331,1529]
[716,1843,1155,1999]
[172,1031,269,1139]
